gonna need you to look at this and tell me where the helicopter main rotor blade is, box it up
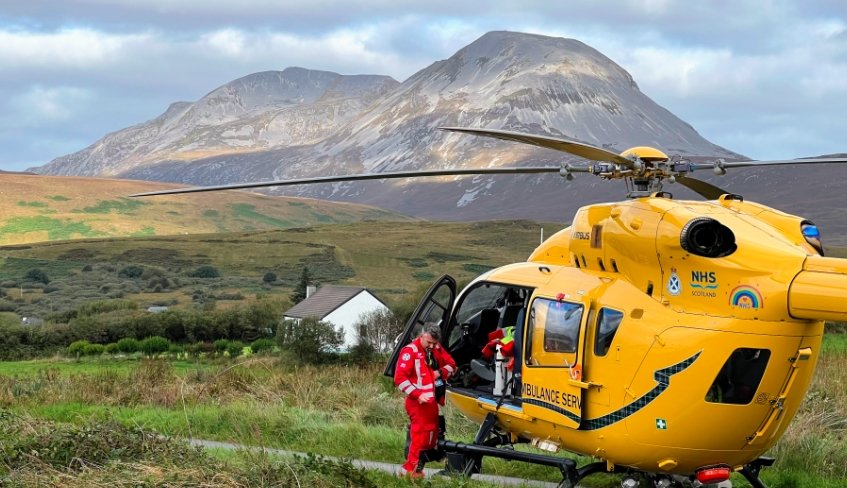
[440,127,634,168]
[675,176,730,200]
[129,166,565,197]
[691,157,847,171]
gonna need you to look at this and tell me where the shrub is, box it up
[168,343,185,356]
[188,266,220,278]
[139,336,170,356]
[77,299,138,317]
[226,340,246,358]
[24,268,50,284]
[213,339,230,353]
[276,317,343,365]
[118,265,144,278]
[83,343,106,356]
[250,338,276,354]
[187,341,214,356]
[146,276,172,291]
[116,337,140,353]
[262,271,277,284]
[67,340,90,357]
[105,342,119,354]
[347,341,377,365]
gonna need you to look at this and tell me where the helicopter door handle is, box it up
[568,378,602,389]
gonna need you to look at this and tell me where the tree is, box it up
[354,309,404,353]
[289,266,313,304]
[276,317,342,364]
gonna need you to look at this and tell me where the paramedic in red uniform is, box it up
[394,322,456,478]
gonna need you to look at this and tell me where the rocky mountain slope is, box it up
[38,68,398,177]
[33,31,847,241]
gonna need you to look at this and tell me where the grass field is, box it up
[0,220,551,319]
[1,334,845,487]
[0,173,412,246]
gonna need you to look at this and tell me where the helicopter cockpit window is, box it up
[594,307,624,356]
[705,348,771,405]
[526,298,583,367]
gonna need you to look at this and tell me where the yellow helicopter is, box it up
[132,127,847,488]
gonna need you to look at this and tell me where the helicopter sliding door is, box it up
[520,296,588,429]
[384,275,456,377]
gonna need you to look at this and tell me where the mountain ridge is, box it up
[32,30,847,242]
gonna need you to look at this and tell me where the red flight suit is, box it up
[394,336,456,473]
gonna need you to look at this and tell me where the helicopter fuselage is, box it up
[437,194,845,475]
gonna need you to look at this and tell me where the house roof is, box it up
[283,285,382,320]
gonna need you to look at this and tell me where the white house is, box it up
[282,285,389,349]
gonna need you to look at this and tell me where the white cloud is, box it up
[2,1,847,169]
[202,29,249,58]
[8,85,93,125]
[0,28,147,69]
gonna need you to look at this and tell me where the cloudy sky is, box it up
[2,1,846,171]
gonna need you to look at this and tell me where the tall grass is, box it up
[1,410,489,488]
[2,342,846,486]
[762,338,847,485]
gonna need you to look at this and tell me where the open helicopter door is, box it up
[384,275,457,377]
[519,295,589,430]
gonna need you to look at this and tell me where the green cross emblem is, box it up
[656,418,667,430]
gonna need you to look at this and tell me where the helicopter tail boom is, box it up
[788,256,847,321]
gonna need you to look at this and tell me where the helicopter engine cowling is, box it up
[789,255,847,321]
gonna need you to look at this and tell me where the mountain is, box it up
[37,68,399,177]
[33,31,847,242]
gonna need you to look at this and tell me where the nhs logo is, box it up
[690,271,718,297]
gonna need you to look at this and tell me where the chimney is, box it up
[306,285,317,298]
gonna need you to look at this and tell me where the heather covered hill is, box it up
[0,173,411,246]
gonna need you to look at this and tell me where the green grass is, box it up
[16,200,48,208]
[0,215,101,240]
[76,198,147,214]
[0,256,88,280]
[47,195,71,201]
[129,226,156,237]
[822,332,847,356]
[229,203,295,228]
[0,357,212,377]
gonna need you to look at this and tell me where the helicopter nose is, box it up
[788,255,847,321]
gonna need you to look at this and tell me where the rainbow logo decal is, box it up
[730,285,763,309]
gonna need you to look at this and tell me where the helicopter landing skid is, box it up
[738,456,775,488]
[439,415,776,488]
[439,413,608,488]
